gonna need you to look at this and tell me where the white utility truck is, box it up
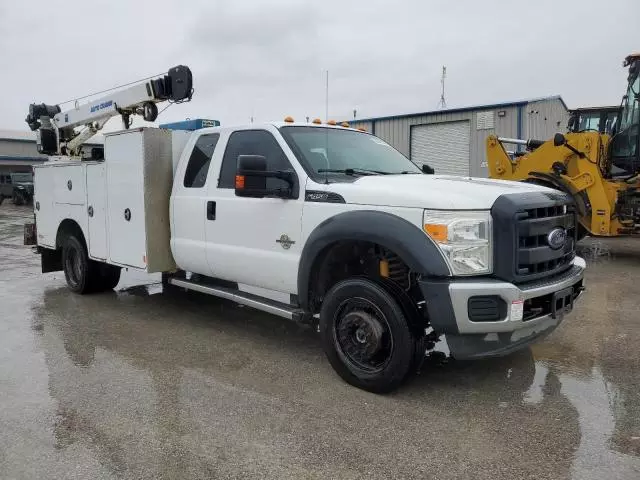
[24,66,586,392]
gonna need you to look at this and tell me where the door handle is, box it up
[207,201,216,220]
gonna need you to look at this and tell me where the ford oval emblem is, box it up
[547,227,567,250]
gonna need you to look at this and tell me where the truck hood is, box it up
[326,174,552,210]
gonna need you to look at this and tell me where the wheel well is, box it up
[56,219,86,250]
[307,240,424,315]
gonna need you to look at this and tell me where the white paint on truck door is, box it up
[86,163,107,260]
[203,128,305,294]
[410,121,470,176]
[170,132,220,274]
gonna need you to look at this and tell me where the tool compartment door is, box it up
[106,131,146,268]
[53,163,86,204]
[86,163,108,260]
[33,166,56,247]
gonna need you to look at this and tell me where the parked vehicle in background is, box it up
[488,53,640,238]
[0,172,34,205]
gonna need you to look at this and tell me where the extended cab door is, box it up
[203,127,305,294]
[170,133,221,274]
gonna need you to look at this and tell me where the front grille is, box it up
[516,205,576,279]
[492,191,577,284]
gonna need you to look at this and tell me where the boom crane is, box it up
[25,65,193,157]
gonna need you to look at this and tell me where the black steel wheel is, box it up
[62,234,94,294]
[334,297,393,373]
[320,278,418,393]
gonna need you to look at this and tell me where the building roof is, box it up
[350,95,568,123]
[0,129,104,144]
[0,155,48,167]
[0,129,37,143]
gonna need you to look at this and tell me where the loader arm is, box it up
[486,133,628,237]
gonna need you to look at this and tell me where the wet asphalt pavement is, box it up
[1,204,639,480]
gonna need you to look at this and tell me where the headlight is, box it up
[423,210,492,275]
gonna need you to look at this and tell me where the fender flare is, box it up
[297,210,451,311]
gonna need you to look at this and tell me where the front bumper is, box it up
[420,256,586,360]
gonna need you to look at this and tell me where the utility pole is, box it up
[325,70,329,121]
[437,66,447,109]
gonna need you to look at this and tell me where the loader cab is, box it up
[567,107,619,135]
[610,54,640,175]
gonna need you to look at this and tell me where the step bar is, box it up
[168,278,304,321]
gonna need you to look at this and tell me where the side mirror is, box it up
[422,164,435,174]
[235,155,295,198]
[553,133,566,147]
[236,155,267,197]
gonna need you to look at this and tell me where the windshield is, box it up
[279,126,421,181]
[610,73,639,170]
[11,173,32,183]
[619,74,639,132]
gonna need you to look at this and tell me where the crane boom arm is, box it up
[26,65,193,157]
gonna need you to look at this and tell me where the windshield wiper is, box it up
[317,168,390,176]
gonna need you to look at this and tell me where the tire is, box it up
[95,263,121,291]
[13,192,23,206]
[62,234,97,294]
[319,278,419,393]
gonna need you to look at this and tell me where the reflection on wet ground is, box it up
[1,204,639,479]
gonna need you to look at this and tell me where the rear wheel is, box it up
[62,234,95,294]
[13,192,24,206]
[62,235,121,293]
[95,263,121,291]
[320,278,419,393]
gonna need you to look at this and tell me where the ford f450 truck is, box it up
[24,67,586,392]
[26,121,586,392]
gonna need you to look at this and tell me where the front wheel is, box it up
[319,278,419,393]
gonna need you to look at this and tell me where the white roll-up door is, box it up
[410,121,470,176]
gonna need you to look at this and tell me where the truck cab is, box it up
[29,120,586,392]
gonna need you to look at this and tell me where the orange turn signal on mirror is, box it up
[235,175,245,189]
[424,224,448,242]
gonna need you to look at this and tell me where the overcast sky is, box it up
[0,0,638,131]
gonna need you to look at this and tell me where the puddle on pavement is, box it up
[2,205,640,478]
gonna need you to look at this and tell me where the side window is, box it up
[183,133,220,188]
[219,130,294,189]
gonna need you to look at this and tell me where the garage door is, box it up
[410,121,470,176]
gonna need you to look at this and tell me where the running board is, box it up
[168,278,304,321]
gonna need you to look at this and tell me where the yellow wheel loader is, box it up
[487,54,640,238]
